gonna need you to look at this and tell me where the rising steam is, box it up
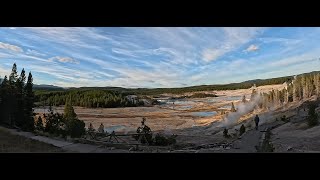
[220,93,262,128]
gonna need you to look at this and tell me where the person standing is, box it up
[254,114,260,130]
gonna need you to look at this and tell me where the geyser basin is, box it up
[192,111,217,117]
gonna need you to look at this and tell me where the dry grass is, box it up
[0,128,65,153]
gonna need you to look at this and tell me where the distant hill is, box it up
[0,79,64,91]
[28,70,320,95]
[33,84,64,91]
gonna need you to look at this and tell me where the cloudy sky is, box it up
[0,27,320,88]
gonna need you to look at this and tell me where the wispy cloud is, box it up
[26,49,46,57]
[0,42,23,53]
[201,28,264,62]
[202,48,226,62]
[244,44,259,52]
[269,49,320,67]
[1,27,320,88]
[22,27,112,51]
[48,56,79,64]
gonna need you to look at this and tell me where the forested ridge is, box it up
[34,75,298,95]
[35,89,139,108]
[32,72,320,107]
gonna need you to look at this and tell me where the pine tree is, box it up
[17,68,26,90]
[292,77,299,102]
[284,88,289,104]
[15,68,26,128]
[258,92,263,108]
[307,103,319,127]
[0,76,10,124]
[299,76,304,100]
[270,89,275,104]
[314,73,320,97]
[307,75,314,97]
[276,90,282,105]
[63,96,85,138]
[301,75,307,99]
[263,93,269,109]
[239,124,246,136]
[23,72,35,131]
[274,90,278,105]
[9,63,18,86]
[250,89,257,101]
[242,95,247,103]
[35,116,44,131]
[64,96,77,121]
[231,102,236,112]
[8,64,19,126]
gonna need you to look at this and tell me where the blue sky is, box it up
[0,27,320,88]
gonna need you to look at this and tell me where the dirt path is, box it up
[229,121,284,153]
[0,126,130,153]
[0,126,65,152]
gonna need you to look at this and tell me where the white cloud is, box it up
[26,49,46,57]
[9,27,316,88]
[112,48,138,58]
[22,27,113,51]
[202,48,227,62]
[48,56,79,64]
[42,28,266,87]
[244,44,259,52]
[0,42,23,53]
[201,28,265,62]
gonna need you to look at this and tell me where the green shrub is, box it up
[307,103,319,127]
[138,100,145,106]
[67,119,86,138]
[223,129,231,138]
[239,124,246,136]
[154,134,177,146]
[167,135,177,145]
[280,115,288,122]
[35,116,44,131]
[154,133,168,145]
[44,112,65,135]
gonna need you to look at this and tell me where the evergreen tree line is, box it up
[33,75,297,96]
[225,73,320,136]
[233,73,320,127]
[34,74,298,106]
[122,75,295,95]
[256,73,320,109]
[0,63,35,131]
[32,72,320,97]
[35,89,141,108]
[231,73,320,111]
[35,97,86,138]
